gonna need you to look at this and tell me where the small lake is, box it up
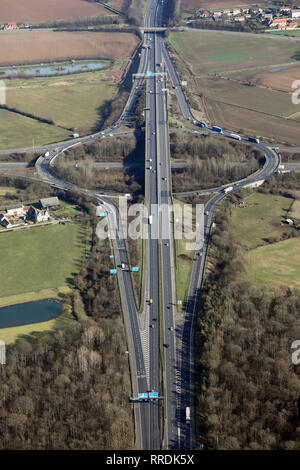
[0,299,62,328]
[0,60,107,79]
[270,66,288,73]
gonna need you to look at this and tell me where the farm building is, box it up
[0,214,24,229]
[5,204,24,216]
[0,215,12,228]
[39,197,60,209]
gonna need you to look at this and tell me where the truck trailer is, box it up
[186,407,191,424]
[224,186,233,194]
[211,126,223,133]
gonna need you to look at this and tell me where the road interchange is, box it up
[1,0,286,451]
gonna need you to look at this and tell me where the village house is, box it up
[4,22,18,31]
[291,9,300,18]
[280,6,291,14]
[277,20,298,29]
[213,10,223,17]
[263,13,274,21]
[269,17,289,27]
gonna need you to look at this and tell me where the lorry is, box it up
[229,133,242,141]
[149,215,153,224]
[186,407,191,424]
[211,126,223,133]
[197,121,208,128]
[224,186,233,194]
[248,136,260,144]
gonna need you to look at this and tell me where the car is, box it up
[169,327,174,331]
[165,242,169,246]
[167,305,172,310]
[205,211,209,216]
[150,324,154,328]
[163,344,169,348]
[162,177,167,181]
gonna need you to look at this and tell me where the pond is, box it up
[0,299,63,328]
[0,60,107,79]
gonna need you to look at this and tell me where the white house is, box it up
[27,206,50,223]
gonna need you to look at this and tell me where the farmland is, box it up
[231,192,295,250]
[169,31,300,75]
[168,30,300,144]
[0,0,110,23]
[0,223,88,298]
[248,237,300,289]
[197,76,298,119]
[0,31,139,66]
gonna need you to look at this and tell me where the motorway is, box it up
[1,0,284,451]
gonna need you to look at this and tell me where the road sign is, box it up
[132,267,139,272]
[100,212,108,217]
[110,269,117,274]
[109,255,114,259]
[149,392,158,398]
[147,71,154,76]
[138,393,148,399]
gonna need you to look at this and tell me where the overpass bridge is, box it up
[140,27,167,32]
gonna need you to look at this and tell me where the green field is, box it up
[175,238,194,312]
[248,237,300,289]
[173,199,195,312]
[169,31,300,75]
[1,64,119,149]
[231,192,295,249]
[0,223,88,297]
[0,109,69,149]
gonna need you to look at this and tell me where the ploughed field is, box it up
[0,0,111,23]
[0,31,139,66]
